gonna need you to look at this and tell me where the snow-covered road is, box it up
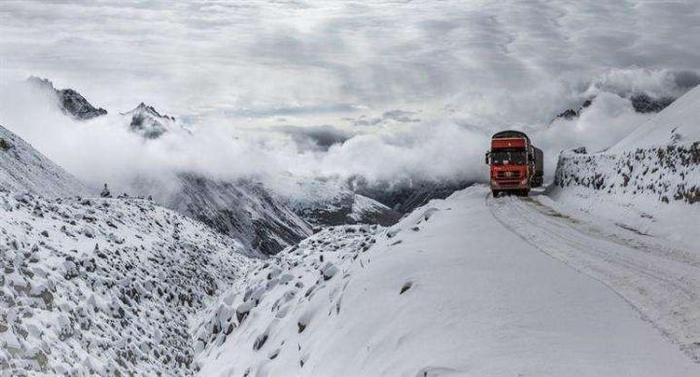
[197,185,699,376]
[488,190,700,362]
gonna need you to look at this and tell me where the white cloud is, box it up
[0,1,699,191]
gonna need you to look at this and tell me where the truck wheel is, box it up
[521,190,530,197]
[492,190,500,197]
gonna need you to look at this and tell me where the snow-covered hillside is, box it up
[0,124,89,198]
[165,174,313,255]
[193,186,699,376]
[294,191,401,228]
[551,85,699,247]
[278,178,401,228]
[0,191,256,375]
[613,85,700,150]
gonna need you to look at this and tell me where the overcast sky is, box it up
[0,1,699,189]
[1,0,699,127]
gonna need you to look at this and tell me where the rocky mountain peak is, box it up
[122,102,175,139]
[27,76,107,120]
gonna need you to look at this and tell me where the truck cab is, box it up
[485,130,543,196]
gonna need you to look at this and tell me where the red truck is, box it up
[485,130,543,196]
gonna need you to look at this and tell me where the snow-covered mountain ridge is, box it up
[166,174,313,256]
[26,77,107,120]
[0,123,89,198]
[121,102,178,139]
[0,191,256,375]
[278,177,401,228]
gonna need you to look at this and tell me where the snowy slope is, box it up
[279,178,401,228]
[551,84,699,246]
[613,85,700,150]
[295,191,401,228]
[0,123,89,198]
[194,186,698,376]
[165,174,313,255]
[0,191,257,375]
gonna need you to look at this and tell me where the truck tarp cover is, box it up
[534,147,543,175]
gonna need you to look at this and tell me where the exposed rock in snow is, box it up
[554,143,699,204]
[630,93,676,114]
[121,102,176,139]
[0,191,255,375]
[553,92,675,122]
[554,98,593,120]
[26,77,107,120]
[613,85,700,151]
[193,224,381,375]
[100,183,112,198]
[0,123,89,198]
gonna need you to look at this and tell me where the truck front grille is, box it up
[496,171,521,179]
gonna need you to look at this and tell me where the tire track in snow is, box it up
[486,193,700,363]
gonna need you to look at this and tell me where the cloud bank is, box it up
[0,1,699,193]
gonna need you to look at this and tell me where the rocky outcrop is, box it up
[553,142,699,204]
[629,93,676,114]
[553,93,676,122]
[555,98,593,120]
[27,77,107,120]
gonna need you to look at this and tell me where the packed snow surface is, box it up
[194,186,699,377]
[491,192,700,361]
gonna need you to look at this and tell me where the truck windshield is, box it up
[491,150,526,165]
